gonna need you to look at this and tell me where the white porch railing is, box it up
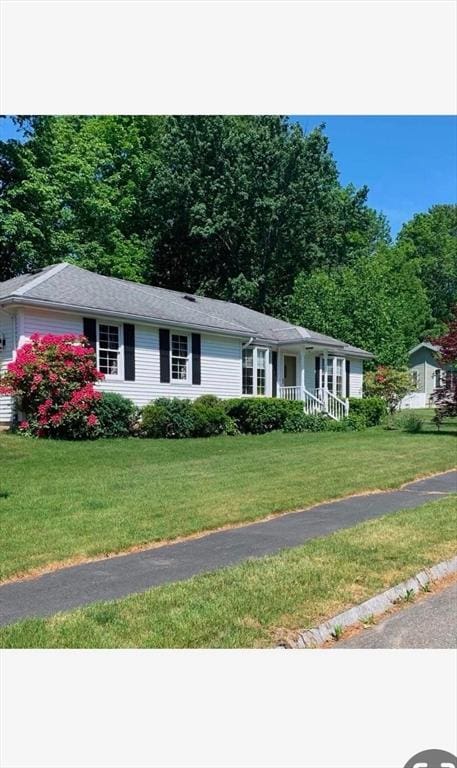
[314,388,349,421]
[278,385,349,420]
[279,386,325,416]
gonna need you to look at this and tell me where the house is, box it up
[0,262,373,425]
[401,341,456,409]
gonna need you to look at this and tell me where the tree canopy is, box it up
[287,244,432,366]
[0,115,455,366]
[0,115,388,313]
[397,204,457,332]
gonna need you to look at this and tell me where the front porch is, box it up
[277,348,349,420]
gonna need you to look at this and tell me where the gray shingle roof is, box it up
[0,262,373,357]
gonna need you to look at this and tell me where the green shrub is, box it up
[94,392,138,437]
[399,412,423,433]
[192,400,236,437]
[325,418,349,432]
[224,397,302,434]
[141,398,195,439]
[193,394,221,408]
[283,410,330,432]
[282,411,310,432]
[348,396,386,426]
[283,411,334,432]
[343,412,367,431]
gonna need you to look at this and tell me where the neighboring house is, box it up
[0,263,373,425]
[401,342,455,409]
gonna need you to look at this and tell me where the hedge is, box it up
[348,396,386,426]
[139,395,377,440]
[223,397,303,434]
[94,392,139,437]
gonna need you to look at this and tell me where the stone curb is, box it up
[283,555,457,648]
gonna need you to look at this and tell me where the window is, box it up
[243,347,268,395]
[412,370,418,387]
[335,357,343,397]
[320,355,344,397]
[98,324,120,375]
[256,348,266,395]
[171,334,189,380]
[242,348,254,395]
[326,355,334,394]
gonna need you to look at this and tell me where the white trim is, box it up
[408,342,440,355]
[282,352,298,388]
[170,331,192,384]
[0,297,253,342]
[97,320,123,380]
[242,345,271,396]
[255,346,268,396]
[12,263,69,296]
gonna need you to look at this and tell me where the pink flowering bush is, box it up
[0,333,104,439]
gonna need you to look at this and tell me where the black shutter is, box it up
[124,323,135,381]
[159,329,170,383]
[83,317,97,352]
[192,333,201,385]
[345,359,351,398]
[315,356,321,390]
[272,351,278,397]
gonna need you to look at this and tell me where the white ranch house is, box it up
[0,263,373,425]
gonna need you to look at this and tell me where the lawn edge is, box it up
[282,555,457,649]
[2,466,456,586]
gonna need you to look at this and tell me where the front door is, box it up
[283,355,297,387]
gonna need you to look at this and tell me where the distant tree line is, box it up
[1,115,455,365]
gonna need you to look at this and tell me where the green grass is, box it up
[0,412,455,581]
[2,495,455,648]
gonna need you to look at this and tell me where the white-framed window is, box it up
[242,348,254,394]
[256,348,266,395]
[98,323,121,376]
[242,347,268,396]
[171,333,189,381]
[320,355,345,397]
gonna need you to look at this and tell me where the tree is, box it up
[397,205,457,332]
[364,366,414,414]
[431,311,457,419]
[146,116,389,311]
[0,116,165,281]
[0,115,389,312]
[287,244,432,366]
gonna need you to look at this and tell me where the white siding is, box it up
[0,310,15,423]
[99,326,242,404]
[18,308,243,406]
[304,353,317,392]
[14,308,366,407]
[349,357,363,398]
[19,307,82,344]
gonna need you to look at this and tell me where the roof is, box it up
[0,262,374,358]
[408,342,440,355]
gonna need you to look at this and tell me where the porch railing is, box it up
[278,385,349,420]
[314,388,349,421]
[278,386,325,416]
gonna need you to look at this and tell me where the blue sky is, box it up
[292,116,457,237]
[1,115,456,237]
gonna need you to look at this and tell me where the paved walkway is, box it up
[0,470,455,626]
[337,581,457,648]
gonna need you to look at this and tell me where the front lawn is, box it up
[0,416,455,581]
[1,495,455,648]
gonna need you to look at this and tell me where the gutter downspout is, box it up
[241,336,255,349]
